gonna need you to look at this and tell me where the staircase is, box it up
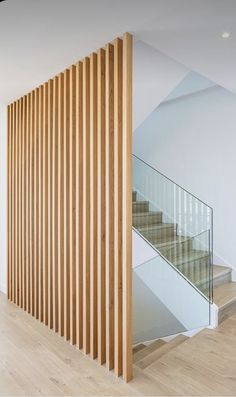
[132,154,236,348]
[133,190,232,297]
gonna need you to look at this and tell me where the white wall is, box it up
[133,40,189,130]
[134,85,236,269]
[0,105,7,293]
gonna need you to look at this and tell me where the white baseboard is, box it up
[0,283,6,294]
[208,302,218,329]
[231,269,236,282]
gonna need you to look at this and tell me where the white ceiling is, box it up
[1,0,236,105]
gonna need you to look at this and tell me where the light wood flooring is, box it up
[1,291,236,396]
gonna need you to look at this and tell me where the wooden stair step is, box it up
[155,235,192,249]
[196,265,232,291]
[133,201,149,213]
[133,211,163,227]
[133,343,146,354]
[137,223,176,241]
[213,281,236,324]
[135,335,188,370]
[133,339,166,363]
[173,249,209,266]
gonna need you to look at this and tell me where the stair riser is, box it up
[158,239,193,260]
[133,213,163,228]
[141,226,176,242]
[218,300,236,324]
[201,271,231,296]
[213,272,232,288]
[133,202,149,213]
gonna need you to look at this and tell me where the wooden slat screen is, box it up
[7,33,132,381]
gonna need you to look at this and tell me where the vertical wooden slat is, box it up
[58,73,64,337]
[82,57,90,354]
[18,98,22,307]
[6,106,9,297]
[97,48,106,365]
[30,91,35,316]
[15,100,19,305]
[75,62,83,349]
[7,106,9,298]
[48,80,53,329]
[69,65,76,344]
[7,33,133,382]
[7,106,12,300]
[64,69,70,340]
[105,43,115,370]
[34,89,39,319]
[26,95,31,313]
[122,32,133,382]
[43,83,48,325]
[22,96,26,311]
[52,76,59,332]
[12,103,16,304]
[114,37,123,377]
[38,86,44,322]
[90,52,98,359]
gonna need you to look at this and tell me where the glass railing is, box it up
[133,251,210,344]
[133,154,213,302]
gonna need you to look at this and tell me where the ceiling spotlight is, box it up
[221,31,231,39]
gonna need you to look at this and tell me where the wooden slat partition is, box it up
[7,33,132,381]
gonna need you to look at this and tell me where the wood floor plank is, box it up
[3,293,236,395]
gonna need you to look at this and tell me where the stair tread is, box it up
[213,281,236,308]
[133,200,149,205]
[138,223,175,232]
[133,211,162,218]
[133,344,146,354]
[197,264,231,284]
[173,249,209,266]
[155,235,191,248]
[135,335,188,369]
[133,340,166,363]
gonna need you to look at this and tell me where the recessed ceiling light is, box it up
[221,31,231,39]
